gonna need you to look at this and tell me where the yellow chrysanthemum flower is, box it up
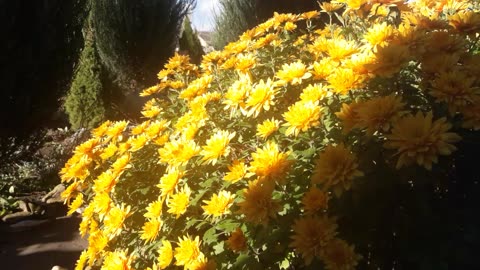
[430,70,479,114]
[91,120,112,138]
[237,180,281,225]
[461,98,480,131]
[87,229,108,259]
[166,185,191,218]
[223,74,252,117]
[60,154,91,182]
[245,78,277,117]
[256,118,280,139]
[284,21,297,31]
[336,102,361,133]
[129,134,149,152]
[253,33,278,49]
[226,228,247,252]
[103,204,131,237]
[179,75,213,100]
[75,250,88,270]
[223,160,248,183]
[235,53,256,73]
[74,138,100,157]
[276,61,312,86]
[321,238,362,270]
[144,199,163,219]
[67,193,84,216]
[141,105,162,119]
[364,22,396,47]
[105,120,129,142]
[100,142,118,161]
[101,250,135,270]
[165,52,191,70]
[449,10,480,34]
[365,43,410,77]
[300,10,320,20]
[311,144,364,196]
[92,192,111,218]
[61,180,80,202]
[157,167,184,197]
[174,235,203,268]
[202,190,235,218]
[146,119,170,139]
[157,240,173,269]
[300,84,329,103]
[326,38,358,62]
[327,68,363,95]
[289,215,338,265]
[141,218,162,243]
[186,253,212,270]
[384,111,461,170]
[355,95,406,135]
[248,141,292,183]
[311,58,337,80]
[200,130,236,165]
[283,101,323,137]
[111,153,131,176]
[320,2,344,12]
[302,187,329,215]
[158,138,200,167]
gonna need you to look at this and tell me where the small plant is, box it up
[62,1,480,269]
[64,19,106,130]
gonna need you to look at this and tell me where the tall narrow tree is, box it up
[0,0,88,136]
[91,0,195,91]
[212,0,321,49]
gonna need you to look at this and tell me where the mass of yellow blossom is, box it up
[60,0,479,269]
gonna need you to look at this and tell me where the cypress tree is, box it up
[91,0,195,91]
[211,0,323,49]
[179,17,205,64]
[212,0,256,49]
[64,20,105,130]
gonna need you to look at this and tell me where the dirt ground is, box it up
[0,214,87,270]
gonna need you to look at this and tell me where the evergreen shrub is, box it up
[62,1,480,269]
[64,38,106,130]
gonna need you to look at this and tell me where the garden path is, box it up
[0,214,87,270]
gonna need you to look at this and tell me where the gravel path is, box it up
[0,214,87,270]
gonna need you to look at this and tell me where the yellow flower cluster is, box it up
[61,0,479,269]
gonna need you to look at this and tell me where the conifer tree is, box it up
[212,0,321,49]
[64,20,105,130]
[179,17,205,64]
[91,0,195,90]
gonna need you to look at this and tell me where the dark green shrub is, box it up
[64,31,105,130]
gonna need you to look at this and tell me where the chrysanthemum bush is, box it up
[61,1,480,269]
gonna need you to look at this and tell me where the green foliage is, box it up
[212,0,256,49]
[211,0,321,49]
[64,34,105,130]
[91,0,195,90]
[179,17,205,64]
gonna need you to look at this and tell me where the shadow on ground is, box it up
[0,214,87,270]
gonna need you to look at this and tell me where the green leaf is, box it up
[216,219,241,233]
[213,241,224,255]
[203,226,218,245]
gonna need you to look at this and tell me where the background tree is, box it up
[0,0,88,137]
[179,17,205,64]
[91,0,195,91]
[64,17,105,130]
[212,0,320,49]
